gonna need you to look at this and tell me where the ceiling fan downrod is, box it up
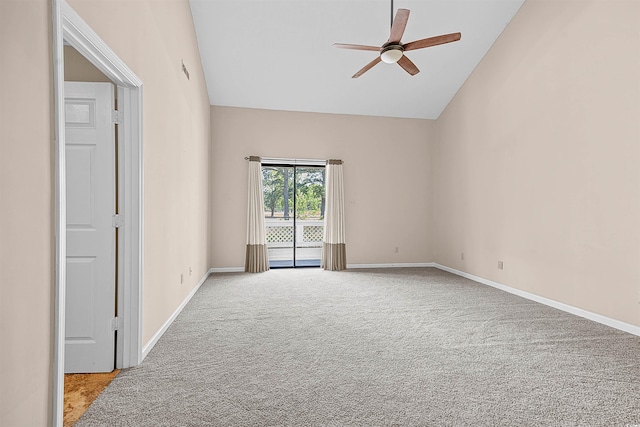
[390,0,394,29]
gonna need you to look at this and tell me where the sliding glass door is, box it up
[262,166,294,267]
[262,164,325,268]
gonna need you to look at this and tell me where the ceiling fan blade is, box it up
[333,43,380,52]
[388,8,410,43]
[352,56,382,78]
[397,55,420,76]
[403,32,461,51]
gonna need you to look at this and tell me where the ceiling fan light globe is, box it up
[380,49,403,64]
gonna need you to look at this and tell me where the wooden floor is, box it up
[64,370,120,426]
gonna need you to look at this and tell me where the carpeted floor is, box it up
[76,268,640,426]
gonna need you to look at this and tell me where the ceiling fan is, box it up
[334,2,461,78]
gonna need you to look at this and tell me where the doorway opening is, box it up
[53,1,144,425]
[262,164,325,268]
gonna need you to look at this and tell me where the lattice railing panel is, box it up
[303,226,324,242]
[266,225,293,243]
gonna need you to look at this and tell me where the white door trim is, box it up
[52,1,144,425]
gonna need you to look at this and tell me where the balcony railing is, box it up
[265,218,324,247]
[264,218,324,263]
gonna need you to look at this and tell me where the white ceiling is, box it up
[190,0,525,120]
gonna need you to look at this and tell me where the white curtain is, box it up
[321,159,346,270]
[245,156,269,272]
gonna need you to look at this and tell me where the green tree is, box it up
[262,167,283,217]
[262,166,294,218]
[295,168,325,220]
[262,166,325,219]
[283,167,290,220]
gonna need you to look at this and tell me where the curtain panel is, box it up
[245,156,269,272]
[321,159,347,270]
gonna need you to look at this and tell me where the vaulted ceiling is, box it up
[190,0,525,119]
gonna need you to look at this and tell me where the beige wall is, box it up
[64,45,110,82]
[434,0,640,326]
[67,0,211,345]
[0,1,54,425]
[210,107,436,268]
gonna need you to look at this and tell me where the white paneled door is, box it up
[65,82,116,373]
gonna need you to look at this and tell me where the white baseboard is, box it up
[434,263,640,337]
[141,269,213,361]
[212,264,436,272]
[211,267,245,273]
[347,262,435,269]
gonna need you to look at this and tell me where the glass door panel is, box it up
[263,166,294,268]
[294,167,325,267]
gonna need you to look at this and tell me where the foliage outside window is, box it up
[262,166,325,220]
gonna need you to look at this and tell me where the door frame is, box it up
[52,1,144,426]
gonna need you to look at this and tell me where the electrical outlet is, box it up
[461,253,464,260]
[394,246,399,253]
[498,261,504,270]
[189,267,193,276]
[180,273,184,284]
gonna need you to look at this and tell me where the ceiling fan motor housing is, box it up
[380,43,404,63]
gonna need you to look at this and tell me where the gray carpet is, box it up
[77,268,640,426]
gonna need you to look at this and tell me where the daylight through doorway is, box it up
[262,164,326,268]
